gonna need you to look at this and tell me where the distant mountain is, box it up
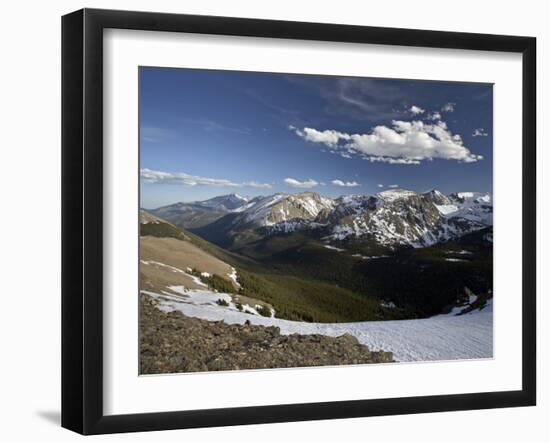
[423,189,452,206]
[240,192,335,226]
[150,193,254,229]
[155,189,493,250]
[190,192,334,247]
[197,193,251,211]
[446,192,493,225]
[325,188,491,248]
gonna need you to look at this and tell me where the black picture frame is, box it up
[62,8,537,435]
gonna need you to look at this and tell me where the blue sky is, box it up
[140,67,492,209]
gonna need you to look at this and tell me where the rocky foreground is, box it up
[140,295,394,374]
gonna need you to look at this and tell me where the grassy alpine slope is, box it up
[140,215,405,323]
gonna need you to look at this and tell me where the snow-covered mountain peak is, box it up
[423,189,452,206]
[198,193,253,211]
[377,188,418,202]
[241,192,334,226]
[325,188,492,248]
[231,193,248,201]
[451,191,491,203]
[152,190,493,250]
[289,192,335,217]
[442,192,492,225]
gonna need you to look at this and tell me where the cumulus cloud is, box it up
[388,184,399,188]
[283,178,319,188]
[377,184,384,188]
[140,168,272,189]
[441,102,455,112]
[291,120,482,164]
[427,112,442,120]
[291,125,350,147]
[410,105,425,115]
[331,179,361,187]
[472,128,488,137]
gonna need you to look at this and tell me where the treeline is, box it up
[237,268,407,323]
[187,268,236,294]
[140,222,188,240]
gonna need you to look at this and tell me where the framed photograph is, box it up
[61,8,536,435]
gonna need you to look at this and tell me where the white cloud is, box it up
[366,156,421,165]
[427,112,442,120]
[377,184,384,188]
[291,126,350,147]
[472,128,489,137]
[292,120,482,164]
[388,184,399,188]
[441,102,455,112]
[283,178,319,188]
[140,168,272,188]
[331,179,361,187]
[241,181,273,189]
[409,105,425,115]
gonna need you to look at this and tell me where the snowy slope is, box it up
[325,188,491,248]
[198,193,250,211]
[377,188,418,202]
[239,192,335,227]
[242,193,289,225]
[444,192,493,225]
[145,289,493,363]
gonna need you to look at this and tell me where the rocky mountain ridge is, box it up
[150,189,492,249]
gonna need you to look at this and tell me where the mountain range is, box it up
[141,188,493,321]
[148,189,493,250]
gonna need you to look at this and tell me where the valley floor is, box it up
[143,288,493,363]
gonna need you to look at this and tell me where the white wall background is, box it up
[0,0,546,441]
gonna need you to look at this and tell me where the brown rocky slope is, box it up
[140,295,394,374]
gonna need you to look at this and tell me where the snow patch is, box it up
[144,288,273,320]
[351,253,389,260]
[144,290,493,362]
[140,260,207,287]
[445,250,472,255]
[227,267,241,289]
[435,204,459,215]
